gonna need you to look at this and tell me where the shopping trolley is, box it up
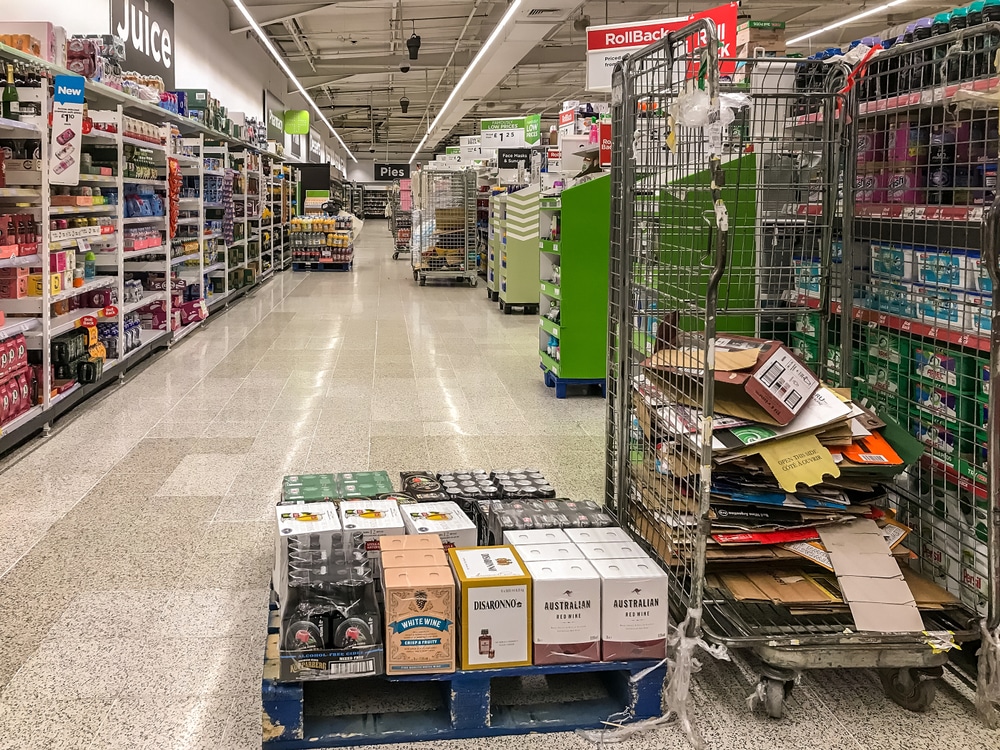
[412,165,478,287]
[605,18,987,737]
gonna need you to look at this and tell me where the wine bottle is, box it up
[2,64,19,121]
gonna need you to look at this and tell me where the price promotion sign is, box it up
[49,75,86,186]
[480,114,541,149]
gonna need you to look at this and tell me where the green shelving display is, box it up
[538,175,611,390]
[498,186,540,311]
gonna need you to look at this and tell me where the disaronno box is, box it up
[448,546,532,669]
[503,528,571,546]
[339,500,405,559]
[565,527,631,544]
[514,543,584,563]
[525,559,601,665]
[576,541,650,561]
[402,501,477,549]
[380,533,443,552]
[592,558,669,660]
[382,548,449,570]
[384,566,456,675]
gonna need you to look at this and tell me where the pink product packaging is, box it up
[857,129,884,163]
[86,288,115,307]
[888,122,928,164]
[855,171,887,204]
[887,168,924,204]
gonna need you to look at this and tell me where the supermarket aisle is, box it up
[0,223,989,750]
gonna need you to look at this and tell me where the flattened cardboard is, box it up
[751,433,841,491]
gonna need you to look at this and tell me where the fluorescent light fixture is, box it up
[231,0,357,162]
[409,0,523,163]
[787,0,911,45]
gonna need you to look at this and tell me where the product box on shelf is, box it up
[526,558,601,665]
[913,346,974,390]
[871,243,914,280]
[273,502,384,681]
[865,329,910,370]
[337,471,394,499]
[864,360,907,396]
[910,410,968,470]
[970,254,993,294]
[866,278,916,318]
[401,501,477,549]
[382,548,449,570]
[912,381,972,423]
[383,566,456,675]
[792,259,822,298]
[914,250,973,289]
[915,285,966,328]
[449,545,532,670]
[338,499,405,560]
[968,293,992,334]
[592,557,669,661]
[0,274,28,299]
[514,543,584,563]
[794,312,820,338]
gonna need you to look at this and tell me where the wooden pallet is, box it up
[262,610,666,748]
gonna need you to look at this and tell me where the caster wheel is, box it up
[392,252,399,260]
[419,277,427,286]
[762,678,789,720]
[503,305,512,315]
[413,270,418,281]
[879,668,938,712]
[470,277,478,288]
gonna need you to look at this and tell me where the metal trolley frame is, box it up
[606,19,992,733]
[411,165,478,287]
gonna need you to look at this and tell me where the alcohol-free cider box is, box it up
[591,558,669,661]
[338,500,405,559]
[526,559,601,665]
[449,546,532,669]
[402,501,477,549]
[384,566,456,675]
[382,548,449,570]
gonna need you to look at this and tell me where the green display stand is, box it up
[538,175,611,393]
[499,186,540,310]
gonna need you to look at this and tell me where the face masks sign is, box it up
[375,163,410,181]
[112,0,176,90]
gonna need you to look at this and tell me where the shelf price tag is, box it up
[49,75,86,186]
[102,305,119,317]
[79,315,98,328]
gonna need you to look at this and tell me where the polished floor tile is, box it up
[0,222,988,749]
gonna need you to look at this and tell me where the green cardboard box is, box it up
[282,473,338,502]
[179,89,211,110]
[336,471,395,499]
[864,329,910,370]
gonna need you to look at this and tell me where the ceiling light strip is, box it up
[787,0,912,46]
[409,0,524,163]
[231,0,357,162]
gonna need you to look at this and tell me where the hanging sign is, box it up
[375,163,410,181]
[445,146,460,154]
[599,115,612,167]
[497,149,532,170]
[49,75,86,186]
[264,90,285,140]
[308,128,323,163]
[112,0,175,89]
[284,109,310,135]
[480,114,541,149]
[585,2,738,91]
[558,109,576,136]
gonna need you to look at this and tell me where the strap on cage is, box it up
[976,621,1000,728]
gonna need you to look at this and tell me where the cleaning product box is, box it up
[339,499,405,560]
[913,346,973,390]
[380,533,443,552]
[382,548,449,570]
[384,566,456,674]
[592,558,669,661]
[526,559,601,665]
[565,527,632,544]
[577,541,651,561]
[449,546,532,669]
[914,249,972,288]
[402,501,477,549]
[871,243,914,280]
[282,473,337,503]
[514,543,584,562]
[503,528,570,546]
[865,329,910,369]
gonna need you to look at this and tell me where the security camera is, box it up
[369,145,376,153]
[399,61,410,73]
[399,96,410,113]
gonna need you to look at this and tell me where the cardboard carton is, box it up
[503,528,571,546]
[592,558,669,660]
[514,543,585,562]
[402,501,477,549]
[449,546,532,669]
[338,499,405,560]
[382,548,449,570]
[526,559,601,665]
[380,533,444,552]
[577,541,650,561]
[384,566,456,674]
[565,527,632,544]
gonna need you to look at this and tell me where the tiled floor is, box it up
[0,223,992,749]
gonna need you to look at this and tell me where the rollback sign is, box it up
[112,0,176,89]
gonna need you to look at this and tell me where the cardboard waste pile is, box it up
[633,334,959,633]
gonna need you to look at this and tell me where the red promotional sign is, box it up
[102,305,119,317]
[79,315,97,328]
[559,109,575,127]
[599,122,612,166]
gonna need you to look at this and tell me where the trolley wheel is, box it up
[392,251,399,260]
[470,276,478,288]
[879,667,939,712]
[762,678,791,720]
[413,270,419,281]
[419,276,427,286]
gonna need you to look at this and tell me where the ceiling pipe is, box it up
[416,0,483,137]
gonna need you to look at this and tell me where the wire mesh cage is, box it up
[412,166,478,286]
[606,19,988,727]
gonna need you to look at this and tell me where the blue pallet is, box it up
[263,656,666,748]
[292,261,354,272]
[542,367,607,399]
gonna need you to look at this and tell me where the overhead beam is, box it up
[229,3,336,33]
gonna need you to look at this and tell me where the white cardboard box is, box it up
[401,501,477,549]
[565,527,631,544]
[273,502,342,603]
[591,558,669,661]
[503,528,570,546]
[339,499,406,558]
[577,541,650,561]
[526,559,601,664]
[515,543,584,562]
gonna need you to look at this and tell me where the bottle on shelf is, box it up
[2,64,19,121]
[927,124,956,205]
[84,251,96,281]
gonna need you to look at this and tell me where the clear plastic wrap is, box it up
[977,621,1000,728]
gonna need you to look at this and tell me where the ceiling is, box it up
[228,0,949,161]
